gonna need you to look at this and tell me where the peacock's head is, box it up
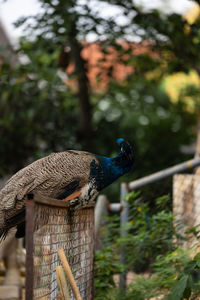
[116,138,134,172]
[95,138,134,190]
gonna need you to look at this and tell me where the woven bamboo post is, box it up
[25,194,94,300]
[173,125,200,248]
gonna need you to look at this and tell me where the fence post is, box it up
[26,194,95,300]
[25,196,34,300]
[119,183,129,290]
[95,195,109,250]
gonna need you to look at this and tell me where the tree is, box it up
[0,0,198,193]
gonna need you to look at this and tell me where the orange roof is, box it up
[66,41,153,92]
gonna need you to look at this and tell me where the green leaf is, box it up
[194,252,200,262]
[167,275,189,300]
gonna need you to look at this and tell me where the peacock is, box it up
[0,138,134,239]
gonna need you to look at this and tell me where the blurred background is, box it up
[0,0,199,201]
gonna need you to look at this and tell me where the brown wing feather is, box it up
[0,150,97,233]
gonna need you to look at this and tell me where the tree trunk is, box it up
[69,37,94,151]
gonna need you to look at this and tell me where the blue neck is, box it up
[96,152,134,190]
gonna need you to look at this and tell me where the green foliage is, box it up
[0,0,198,181]
[124,248,200,300]
[118,192,176,272]
[93,77,194,176]
[94,192,200,299]
[94,247,123,300]
[92,77,195,199]
[167,253,200,300]
[0,52,78,175]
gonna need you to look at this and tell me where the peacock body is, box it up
[0,138,134,239]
